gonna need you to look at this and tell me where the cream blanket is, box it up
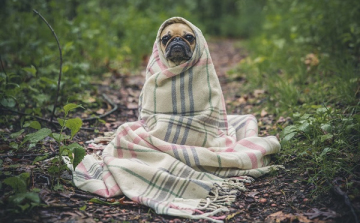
[71,17,281,222]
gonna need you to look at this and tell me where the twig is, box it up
[32,9,63,124]
[82,93,119,122]
[333,178,359,223]
[0,152,57,159]
[0,55,8,79]
[1,93,123,131]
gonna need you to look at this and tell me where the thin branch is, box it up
[0,55,8,78]
[1,93,124,131]
[82,94,119,122]
[32,9,63,123]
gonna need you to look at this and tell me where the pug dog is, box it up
[160,23,196,66]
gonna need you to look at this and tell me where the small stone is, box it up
[303,198,309,202]
[263,193,269,197]
[271,203,277,207]
[259,198,267,203]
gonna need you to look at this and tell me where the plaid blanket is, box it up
[70,17,281,222]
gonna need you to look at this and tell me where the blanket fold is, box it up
[70,17,281,222]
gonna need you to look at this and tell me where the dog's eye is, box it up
[161,35,170,45]
[185,35,195,42]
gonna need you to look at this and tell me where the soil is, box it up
[0,39,358,223]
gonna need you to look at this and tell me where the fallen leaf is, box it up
[304,208,338,220]
[226,211,242,220]
[246,191,259,197]
[237,97,247,105]
[265,211,312,223]
[254,89,265,97]
[96,108,105,115]
[261,109,268,117]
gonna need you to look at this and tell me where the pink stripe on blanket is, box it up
[76,162,90,179]
[94,184,121,198]
[239,139,267,155]
[102,171,113,181]
[127,142,137,158]
[246,152,258,169]
[245,116,258,137]
[115,123,142,158]
[152,47,176,78]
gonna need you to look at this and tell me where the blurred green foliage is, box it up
[231,0,360,109]
[0,0,263,119]
[226,0,360,198]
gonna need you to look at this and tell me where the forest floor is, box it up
[0,39,357,222]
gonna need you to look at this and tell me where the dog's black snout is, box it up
[173,37,182,42]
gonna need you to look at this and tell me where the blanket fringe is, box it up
[194,176,254,222]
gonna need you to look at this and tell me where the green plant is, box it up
[9,103,86,189]
[280,105,360,195]
[47,103,86,189]
[2,172,41,213]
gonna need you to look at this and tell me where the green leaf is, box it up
[25,192,40,203]
[48,165,61,175]
[6,83,20,88]
[10,129,25,138]
[51,133,70,142]
[57,118,65,127]
[316,107,327,114]
[18,203,31,211]
[300,114,311,120]
[22,128,52,145]
[32,154,49,164]
[282,132,297,142]
[23,65,37,75]
[320,123,332,133]
[53,183,64,191]
[65,118,83,138]
[89,198,121,205]
[79,205,87,211]
[3,175,27,193]
[66,143,86,169]
[63,103,83,116]
[298,122,310,132]
[10,193,27,205]
[320,134,333,142]
[10,142,19,149]
[320,147,332,158]
[23,121,41,130]
[280,125,297,138]
[19,172,30,182]
[1,97,16,108]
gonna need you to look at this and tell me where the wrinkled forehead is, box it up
[160,23,194,37]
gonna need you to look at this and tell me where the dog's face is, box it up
[160,23,196,65]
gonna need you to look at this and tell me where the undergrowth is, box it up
[229,0,360,199]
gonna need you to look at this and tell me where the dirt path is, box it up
[1,40,349,222]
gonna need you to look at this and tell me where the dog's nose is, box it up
[173,37,182,42]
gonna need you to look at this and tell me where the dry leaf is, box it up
[261,109,268,117]
[265,211,312,223]
[246,191,260,197]
[237,97,247,105]
[254,89,265,97]
[304,208,338,220]
[96,108,105,115]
